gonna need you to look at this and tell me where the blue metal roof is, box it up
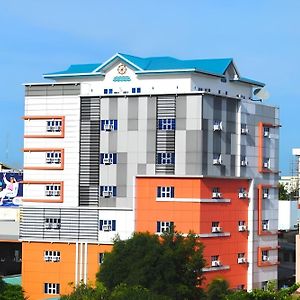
[43,53,264,86]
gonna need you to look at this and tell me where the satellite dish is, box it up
[253,88,270,100]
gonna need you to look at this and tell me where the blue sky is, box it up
[1,0,299,174]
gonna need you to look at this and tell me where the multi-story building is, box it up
[21,53,280,299]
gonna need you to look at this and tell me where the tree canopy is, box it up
[97,231,206,300]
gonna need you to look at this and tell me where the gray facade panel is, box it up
[117,162,128,191]
[137,164,147,174]
[109,97,118,119]
[109,132,118,152]
[176,96,187,130]
[25,84,80,97]
[128,97,139,120]
[100,199,116,207]
[128,119,139,131]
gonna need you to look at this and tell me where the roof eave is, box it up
[230,78,265,87]
[43,72,105,79]
[93,53,143,73]
[136,68,225,78]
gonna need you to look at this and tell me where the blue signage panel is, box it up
[0,172,23,207]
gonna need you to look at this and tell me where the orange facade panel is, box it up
[23,115,65,138]
[22,242,113,300]
[135,176,250,289]
[23,148,65,170]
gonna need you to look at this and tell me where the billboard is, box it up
[0,172,23,207]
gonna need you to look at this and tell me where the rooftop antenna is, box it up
[252,88,270,102]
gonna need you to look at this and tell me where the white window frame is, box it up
[262,219,269,231]
[45,218,61,230]
[103,120,115,131]
[44,283,60,295]
[46,152,61,164]
[160,187,173,198]
[262,250,269,261]
[44,250,61,262]
[161,153,173,164]
[160,119,175,130]
[45,184,61,197]
[46,120,62,133]
[158,221,173,233]
[213,120,223,131]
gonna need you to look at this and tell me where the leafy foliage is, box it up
[207,278,230,300]
[97,231,205,300]
[0,278,26,300]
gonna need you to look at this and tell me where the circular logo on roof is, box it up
[117,64,127,75]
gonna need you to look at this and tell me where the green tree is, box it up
[279,183,289,200]
[60,282,108,300]
[97,231,206,300]
[206,278,230,300]
[0,278,26,300]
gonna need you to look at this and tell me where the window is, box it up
[100,186,117,197]
[44,251,61,262]
[158,119,176,130]
[132,87,141,93]
[213,120,222,131]
[45,184,61,197]
[212,187,221,198]
[211,255,220,267]
[262,219,269,231]
[99,253,105,264]
[205,88,211,92]
[241,156,248,166]
[263,157,270,169]
[104,88,113,94]
[46,120,62,132]
[100,153,117,165]
[46,152,61,164]
[100,220,116,231]
[241,123,248,134]
[156,221,174,233]
[213,153,222,165]
[262,250,269,261]
[157,153,175,165]
[262,188,269,199]
[211,221,221,233]
[157,186,174,198]
[101,120,118,131]
[263,127,270,138]
[238,188,248,198]
[238,220,247,231]
[44,283,60,295]
[45,218,61,230]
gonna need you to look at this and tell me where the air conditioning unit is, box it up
[238,225,247,232]
[213,158,222,165]
[104,124,113,131]
[45,224,52,229]
[211,260,221,267]
[263,162,269,168]
[238,192,248,199]
[46,190,54,196]
[44,256,51,262]
[53,191,60,197]
[46,158,54,163]
[212,226,222,233]
[264,131,270,137]
[53,257,60,262]
[103,191,112,198]
[54,224,61,229]
[102,225,112,231]
[263,193,269,199]
[262,255,269,262]
[238,257,247,264]
[54,126,61,132]
[212,192,222,199]
[54,158,61,164]
[241,128,249,134]
[262,224,269,230]
[103,158,113,165]
[241,160,248,166]
[213,124,222,131]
